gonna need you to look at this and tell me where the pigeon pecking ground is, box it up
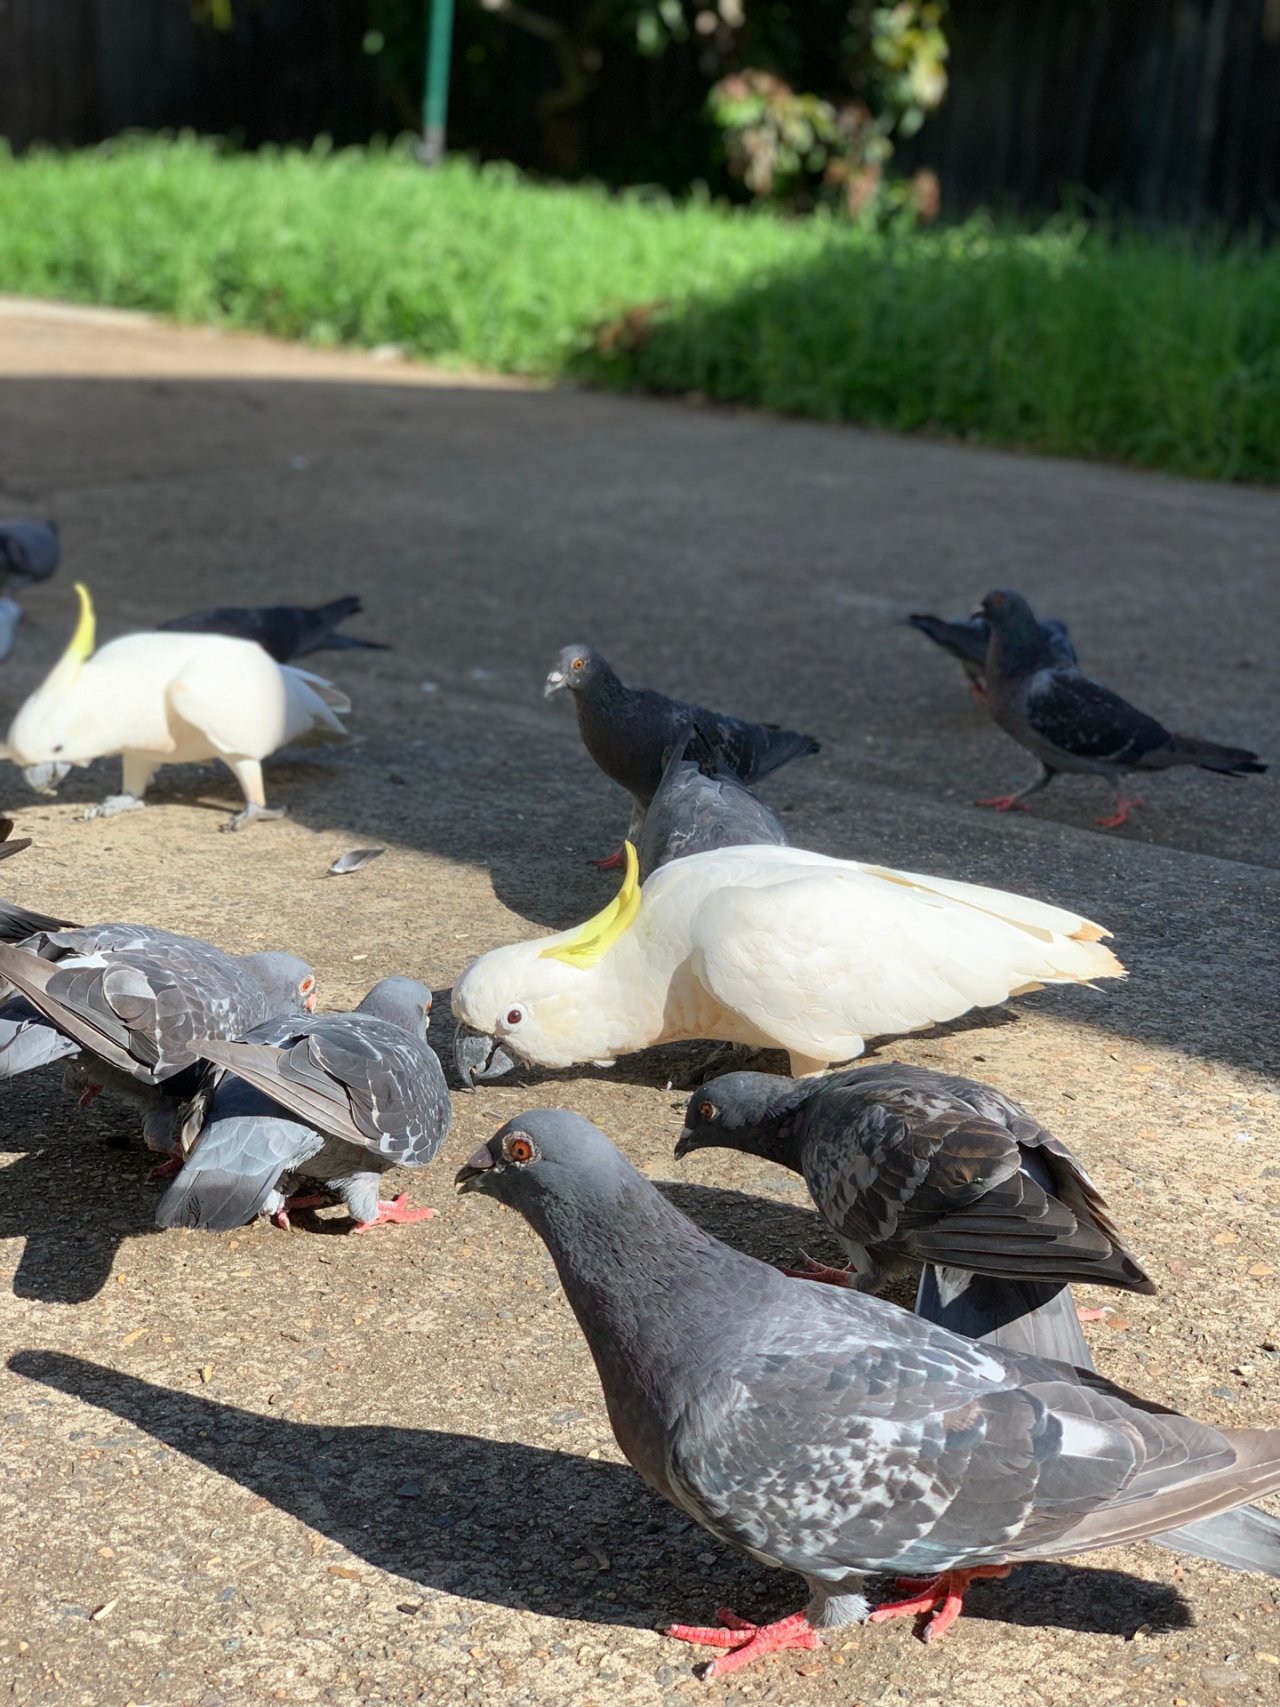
[0,304,1276,1707]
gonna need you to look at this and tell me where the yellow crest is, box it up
[67,583,96,662]
[41,582,96,697]
[540,841,641,968]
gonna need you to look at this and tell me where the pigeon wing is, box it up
[1023,671,1172,764]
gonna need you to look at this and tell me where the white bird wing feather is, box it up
[164,650,348,756]
[687,862,1122,1064]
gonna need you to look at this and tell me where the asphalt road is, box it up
[0,299,1277,1707]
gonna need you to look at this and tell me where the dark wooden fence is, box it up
[904,0,1280,228]
[2,0,1280,229]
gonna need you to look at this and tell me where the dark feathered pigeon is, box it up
[907,608,1075,699]
[158,977,446,1233]
[978,589,1266,827]
[0,938,316,1164]
[675,1063,1154,1363]
[459,1111,1280,1672]
[159,595,388,664]
[637,726,789,882]
[545,645,818,867]
[0,519,59,587]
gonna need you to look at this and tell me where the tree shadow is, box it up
[0,1076,163,1303]
[9,1350,1192,1640]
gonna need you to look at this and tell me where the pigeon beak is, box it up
[454,1143,497,1194]
[453,1024,516,1089]
[673,1126,696,1161]
[23,761,71,796]
[543,669,567,699]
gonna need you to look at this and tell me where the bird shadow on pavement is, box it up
[9,1350,1192,1641]
[0,1081,163,1303]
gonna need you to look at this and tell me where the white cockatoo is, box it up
[453,842,1125,1083]
[3,584,350,829]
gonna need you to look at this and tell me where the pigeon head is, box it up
[979,590,1047,645]
[544,644,610,700]
[675,1072,808,1172]
[241,952,318,1015]
[356,975,433,1039]
[455,1109,635,1217]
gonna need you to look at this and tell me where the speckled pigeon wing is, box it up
[1022,671,1171,764]
[667,1287,1275,1578]
[196,1016,449,1167]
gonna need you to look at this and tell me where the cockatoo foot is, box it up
[222,802,288,832]
[84,793,145,821]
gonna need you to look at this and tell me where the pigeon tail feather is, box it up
[1157,733,1266,777]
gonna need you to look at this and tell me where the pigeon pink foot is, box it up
[146,1155,183,1183]
[869,1563,1012,1641]
[270,1192,332,1231]
[782,1251,857,1287]
[666,1606,822,1677]
[976,794,1030,812]
[1095,794,1142,829]
[590,847,626,871]
[352,1193,436,1233]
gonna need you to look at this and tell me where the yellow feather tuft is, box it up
[540,841,641,968]
[67,583,95,663]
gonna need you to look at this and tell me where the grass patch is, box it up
[2,136,1279,481]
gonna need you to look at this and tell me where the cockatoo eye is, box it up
[698,1100,717,1122]
[504,1134,536,1164]
[505,1007,524,1027]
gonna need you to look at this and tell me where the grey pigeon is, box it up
[158,977,446,1232]
[637,726,789,882]
[0,921,219,1083]
[907,608,1075,698]
[675,1063,1155,1363]
[0,938,316,1160]
[978,589,1265,827]
[458,1111,1280,1674]
[0,519,59,587]
[159,595,388,664]
[545,645,818,867]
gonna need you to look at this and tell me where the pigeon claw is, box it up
[352,1193,436,1233]
[1094,794,1142,829]
[666,1607,822,1678]
[975,794,1030,812]
[270,1192,333,1230]
[782,1250,857,1288]
[590,847,627,871]
[869,1564,1012,1642]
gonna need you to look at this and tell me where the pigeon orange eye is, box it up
[698,1101,716,1121]
[506,1136,535,1163]
[572,658,584,670]
[301,977,316,996]
[506,1007,523,1026]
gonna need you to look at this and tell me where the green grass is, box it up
[3,136,1279,481]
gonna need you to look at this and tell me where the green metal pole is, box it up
[421,0,456,165]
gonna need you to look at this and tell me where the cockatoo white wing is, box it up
[687,860,1122,1068]
[163,645,348,758]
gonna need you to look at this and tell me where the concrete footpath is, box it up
[0,299,1276,1707]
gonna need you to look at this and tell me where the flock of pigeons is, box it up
[1,516,1276,1680]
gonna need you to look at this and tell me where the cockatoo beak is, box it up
[453,1024,516,1088]
[23,761,71,795]
[543,669,567,699]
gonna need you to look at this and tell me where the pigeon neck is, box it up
[988,622,1058,681]
[525,1173,762,1466]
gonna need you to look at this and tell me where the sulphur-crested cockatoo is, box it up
[3,585,350,829]
[453,842,1124,1083]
